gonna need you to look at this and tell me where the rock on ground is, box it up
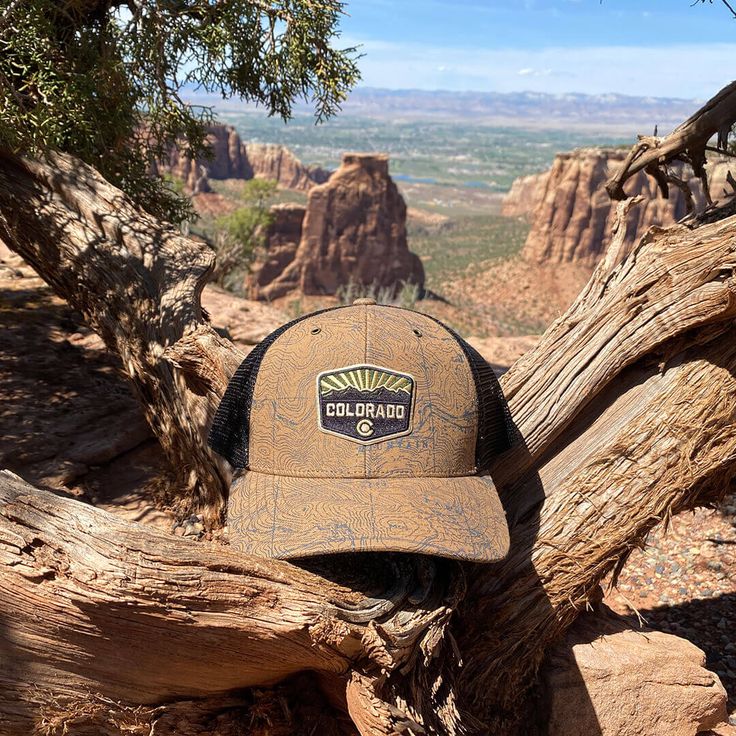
[544,606,729,736]
[606,499,736,723]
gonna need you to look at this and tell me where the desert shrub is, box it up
[213,179,277,292]
[336,280,420,309]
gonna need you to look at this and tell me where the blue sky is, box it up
[338,1,736,98]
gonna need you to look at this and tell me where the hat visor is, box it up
[227,471,510,563]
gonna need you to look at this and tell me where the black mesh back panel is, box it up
[425,317,514,473]
[208,307,340,468]
[455,335,514,472]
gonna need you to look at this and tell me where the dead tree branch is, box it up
[606,80,736,205]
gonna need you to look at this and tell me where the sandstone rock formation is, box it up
[153,124,329,194]
[246,153,425,300]
[245,202,306,300]
[503,148,734,266]
[501,170,550,220]
[246,142,330,192]
[543,606,729,736]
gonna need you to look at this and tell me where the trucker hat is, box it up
[208,299,513,562]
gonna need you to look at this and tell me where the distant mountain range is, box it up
[331,88,699,131]
[199,86,702,132]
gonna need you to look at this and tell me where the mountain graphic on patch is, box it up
[317,365,415,444]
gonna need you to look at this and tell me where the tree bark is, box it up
[2,147,736,734]
[0,468,458,735]
[0,470,350,729]
[456,207,736,727]
[1,472,726,736]
[0,149,237,521]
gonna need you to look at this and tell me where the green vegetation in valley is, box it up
[208,179,308,209]
[408,213,530,295]
[212,179,277,291]
[218,110,630,191]
[187,179,307,258]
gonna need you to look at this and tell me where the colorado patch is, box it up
[317,364,415,444]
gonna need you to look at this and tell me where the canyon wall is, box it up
[245,142,330,192]
[153,124,330,194]
[503,148,733,267]
[501,170,550,220]
[246,153,424,300]
[245,203,306,300]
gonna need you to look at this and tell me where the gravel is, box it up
[605,494,736,719]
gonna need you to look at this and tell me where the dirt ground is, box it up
[429,256,591,337]
[605,500,736,722]
[0,242,287,525]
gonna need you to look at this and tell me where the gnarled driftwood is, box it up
[1,145,735,734]
[606,79,736,207]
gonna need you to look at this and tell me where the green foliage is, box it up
[238,178,279,209]
[0,0,360,221]
[214,178,277,290]
[162,174,186,197]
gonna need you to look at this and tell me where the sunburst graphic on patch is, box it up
[317,364,415,444]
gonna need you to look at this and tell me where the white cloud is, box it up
[344,38,736,98]
[518,67,553,77]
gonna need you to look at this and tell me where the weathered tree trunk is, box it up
[0,150,237,521]
[1,147,736,734]
[1,472,726,736]
[0,468,459,735]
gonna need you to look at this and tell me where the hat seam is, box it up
[397,309,440,470]
[240,467,481,480]
[363,304,369,480]
[418,311,512,472]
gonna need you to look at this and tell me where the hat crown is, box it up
[246,304,477,479]
[208,304,513,561]
[209,303,511,479]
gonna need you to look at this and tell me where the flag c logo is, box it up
[356,418,374,437]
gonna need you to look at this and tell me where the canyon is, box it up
[152,123,330,194]
[246,153,425,300]
[155,124,424,300]
[503,148,735,266]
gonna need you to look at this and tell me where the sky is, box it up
[338,0,736,98]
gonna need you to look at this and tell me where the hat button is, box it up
[352,297,377,306]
